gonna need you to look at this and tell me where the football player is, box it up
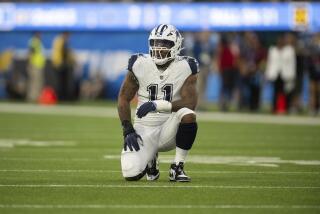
[118,24,199,182]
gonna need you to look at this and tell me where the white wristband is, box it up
[153,100,172,112]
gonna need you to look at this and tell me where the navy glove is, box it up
[122,120,143,152]
[136,102,156,118]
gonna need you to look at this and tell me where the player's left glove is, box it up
[136,100,172,118]
[122,120,143,152]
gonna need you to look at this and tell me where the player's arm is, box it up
[118,71,138,123]
[118,71,143,152]
[171,74,198,112]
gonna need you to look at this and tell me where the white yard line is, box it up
[2,155,320,167]
[0,157,97,161]
[0,102,319,126]
[0,204,319,209]
[104,155,320,167]
[0,139,76,148]
[0,169,119,173]
[0,184,318,189]
[0,169,319,174]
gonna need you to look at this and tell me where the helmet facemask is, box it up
[149,39,176,65]
[148,24,183,65]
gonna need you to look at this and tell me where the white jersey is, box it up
[127,54,199,126]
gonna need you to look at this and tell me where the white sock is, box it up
[174,147,188,165]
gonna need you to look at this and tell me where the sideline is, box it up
[0,103,319,126]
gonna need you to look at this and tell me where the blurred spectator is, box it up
[27,32,46,102]
[0,50,14,99]
[265,34,296,114]
[0,50,13,74]
[192,31,218,109]
[51,32,75,101]
[291,33,305,114]
[80,73,104,100]
[6,55,28,100]
[238,32,266,111]
[217,34,239,111]
[306,33,320,116]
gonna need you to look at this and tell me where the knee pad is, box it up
[176,122,198,150]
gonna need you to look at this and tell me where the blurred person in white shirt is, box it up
[265,33,296,113]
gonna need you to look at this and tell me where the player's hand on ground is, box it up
[136,102,157,118]
[124,132,143,152]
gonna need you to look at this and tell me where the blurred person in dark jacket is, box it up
[217,35,239,111]
[51,32,75,101]
[27,32,46,102]
[307,33,320,116]
[291,33,306,114]
[238,32,266,112]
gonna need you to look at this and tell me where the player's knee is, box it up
[181,112,196,124]
[177,108,196,123]
[121,152,146,181]
[122,164,146,181]
[176,108,198,151]
[124,169,146,181]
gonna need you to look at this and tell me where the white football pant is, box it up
[121,107,195,178]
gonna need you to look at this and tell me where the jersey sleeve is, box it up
[127,53,143,72]
[186,57,200,75]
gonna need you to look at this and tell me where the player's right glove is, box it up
[122,120,143,152]
[136,102,157,118]
[136,100,172,118]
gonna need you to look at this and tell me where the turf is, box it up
[0,111,319,214]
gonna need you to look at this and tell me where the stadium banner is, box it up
[0,2,319,32]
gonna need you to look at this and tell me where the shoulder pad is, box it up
[128,53,143,71]
[184,57,199,75]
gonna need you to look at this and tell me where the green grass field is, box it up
[0,105,319,214]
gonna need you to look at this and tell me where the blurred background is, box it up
[0,0,319,116]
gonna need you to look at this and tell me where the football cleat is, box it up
[169,162,191,182]
[146,153,160,181]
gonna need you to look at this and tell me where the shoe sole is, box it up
[169,178,191,182]
[169,179,191,182]
[146,172,160,181]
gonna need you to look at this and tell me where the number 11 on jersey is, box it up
[147,84,173,102]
